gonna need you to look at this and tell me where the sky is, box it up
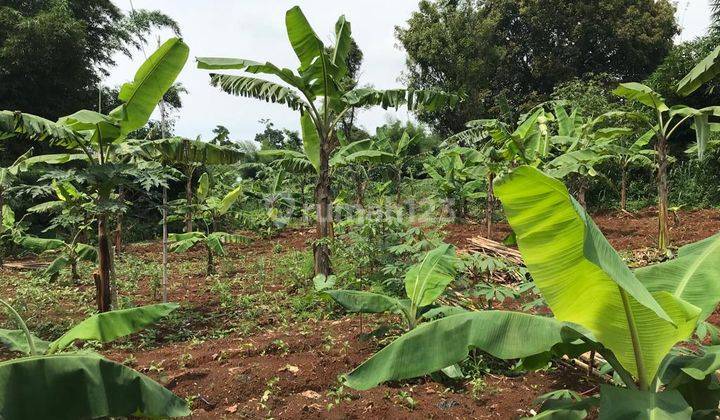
[105,0,714,142]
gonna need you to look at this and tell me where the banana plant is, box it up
[445,107,552,235]
[0,300,189,418]
[0,205,25,267]
[197,6,457,277]
[260,138,393,211]
[169,231,247,276]
[606,130,656,212]
[423,147,486,222]
[319,244,460,330]
[340,166,720,418]
[613,82,716,252]
[372,129,424,203]
[543,105,633,208]
[167,171,246,275]
[0,39,190,312]
[134,136,244,233]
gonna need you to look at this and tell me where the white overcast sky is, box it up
[105,0,713,141]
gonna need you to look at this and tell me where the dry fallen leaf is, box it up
[301,390,321,400]
[279,364,300,374]
[225,404,238,414]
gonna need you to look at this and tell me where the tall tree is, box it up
[396,0,678,135]
[0,1,180,120]
[198,6,456,276]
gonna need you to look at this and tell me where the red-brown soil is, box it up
[441,208,720,251]
[2,208,718,419]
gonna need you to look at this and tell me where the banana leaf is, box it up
[636,233,720,321]
[0,353,189,419]
[343,311,577,390]
[495,166,700,386]
[110,38,189,135]
[598,385,691,420]
[48,303,179,353]
[0,329,49,355]
[405,244,457,308]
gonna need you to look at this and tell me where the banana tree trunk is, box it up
[620,167,628,212]
[577,183,587,209]
[395,169,402,204]
[486,173,495,238]
[355,179,366,207]
[314,143,333,277]
[656,136,670,251]
[185,168,193,233]
[162,186,168,303]
[113,187,125,256]
[206,246,215,276]
[0,187,4,267]
[96,214,112,312]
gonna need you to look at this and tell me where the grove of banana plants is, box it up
[2,1,720,419]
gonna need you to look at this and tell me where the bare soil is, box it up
[3,208,719,419]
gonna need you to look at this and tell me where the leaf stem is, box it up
[0,298,37,355]
[618,287,648,390]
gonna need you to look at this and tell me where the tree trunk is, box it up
[395,170,402,204]
[207,247,214,276]
[620,168,628,212]
[71,258,80,283]
[314,142,333,277]
[162,186,168,303]
[656,137,670,251]
[96,214,112,312]
[185,168,193,233]
[486,173,495,238]
[113,187,125,256]
[355,179,366,207]
[577,178,587,209]
[0,187,4,267]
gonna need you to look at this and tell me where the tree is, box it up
[396,0,678,135]
[1,39,190,312]
[254,120,302,151]
[0,1,180,122]
[211,125,231,146]
[197,6,457,276]
[613,83,714,252]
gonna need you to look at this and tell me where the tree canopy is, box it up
[0,0,179,121]
[396,0,679,135]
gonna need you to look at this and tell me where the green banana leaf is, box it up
[495,166,700,386]
[325,290,403,314]
[48,303,179,353]
[527,397,599,420]
[613,83,669,112]
[285,6,325,71]
[598,385,691,420]
[678,45,720,96]
[219,184,244,215]
[658,347,720,418]
[0,329,49,355]
[196,172,210,201]
[636,233,720,321]
[405,244,457,308]
[142,137,244,165]
[110,38,190,135]
[343,311,576,390]
[169,232,205,252]
[18,236,65,253]
[300,111,320,172]
[0,353,189,419]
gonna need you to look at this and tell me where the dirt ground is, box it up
[2,208,719,419]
